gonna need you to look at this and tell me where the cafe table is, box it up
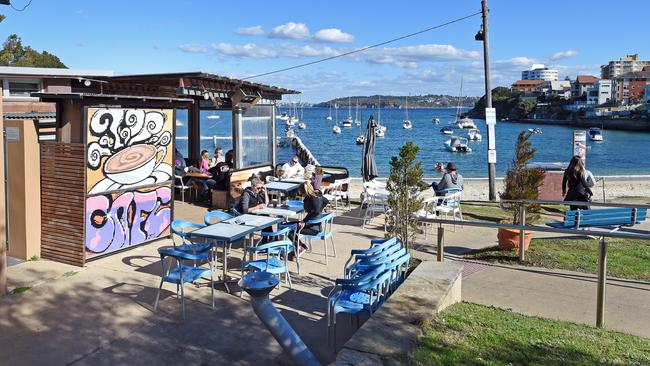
[265,181,301,204]
[253,206,301,219]
[186,222,258,293]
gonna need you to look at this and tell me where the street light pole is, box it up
[480,0,497,201]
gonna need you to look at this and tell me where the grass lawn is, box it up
[466,237,650,281]
[414,302,650,366]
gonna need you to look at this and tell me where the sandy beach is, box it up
[347,176,650,203]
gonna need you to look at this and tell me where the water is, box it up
[175,107,650,177]
[276,107,650,178]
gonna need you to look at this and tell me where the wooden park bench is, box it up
[547,208,648,233]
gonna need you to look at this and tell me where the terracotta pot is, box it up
[497,228,532,250]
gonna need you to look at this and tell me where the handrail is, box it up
[500,198,650,209]
[416,217,650,241]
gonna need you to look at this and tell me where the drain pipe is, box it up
[239,272,322,366]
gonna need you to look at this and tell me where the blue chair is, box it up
[343,238,399,274]
[170,220,210,253]
[203,210,233,225]
[153,246,214,319]
[327,265,392,347]
[286,200,305,218]
[242,240,294,289]
[345,245,404,279]
[298,213,335,265]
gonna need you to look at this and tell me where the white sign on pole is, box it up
[488,149,497,163]
[572,130,587,162]
[485,108,496,125]
[5,127,19,141]
[488,124,496,149]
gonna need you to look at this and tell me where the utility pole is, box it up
[479,0,497,201]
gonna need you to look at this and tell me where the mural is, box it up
[85,186,172,255]
[86,108,173,194]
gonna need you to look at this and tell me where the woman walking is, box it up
[562,156,593,210]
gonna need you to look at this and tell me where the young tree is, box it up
[499,131,545,224]
[0,34,66,68]
[386,141,424,251]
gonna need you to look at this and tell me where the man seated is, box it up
[281,156,305,179]
[431,162,463,196]
[237,177,268,214]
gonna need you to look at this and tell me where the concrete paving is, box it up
[2,200,649,366]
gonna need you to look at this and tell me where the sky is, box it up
[2,0,650,102]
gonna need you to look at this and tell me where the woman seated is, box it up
[288,181,329,259]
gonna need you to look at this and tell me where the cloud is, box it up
[313,28,354,43]
[211,42,338,58]
[362,44,480,68]
[235,25,264,36]
[179,43,210,53]
[75,42,87,48]
[269,22,310,39]
[75,9,84,15]
[550,50,578,61]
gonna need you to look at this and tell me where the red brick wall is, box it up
[538,171,564,201]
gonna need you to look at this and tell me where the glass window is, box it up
[9,82,40,97]
[174,108,189,157]
[200,109,233,157]
[239,105,273,168]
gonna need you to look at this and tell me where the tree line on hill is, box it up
[312,94,479,109]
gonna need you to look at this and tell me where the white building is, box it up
[544,80,571,99]
[522,64,558,81]
[601,54,650,80]
[585,80,612,105]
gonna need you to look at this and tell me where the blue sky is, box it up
[2,0,649,102]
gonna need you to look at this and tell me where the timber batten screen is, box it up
[40,142,86,266]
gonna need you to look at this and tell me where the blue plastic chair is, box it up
[153,246,214,319]
[242,240,294,289]
[256,226,300,273]
[170,219,210,253]
[203,210,233,225]
[345,246,404,279]
[327,266,392,347]
[343,238,399,275]
[298,213,335,265]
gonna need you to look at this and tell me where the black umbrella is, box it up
[361,115,378,182]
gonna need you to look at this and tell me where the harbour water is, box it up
[178,107,650,178]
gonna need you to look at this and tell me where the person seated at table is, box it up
[431,162,463,196]
[288,181,329,259]
[281,156,305,179]
[238,177,268,214]
[209,147,224,168]
[310,165,324,190]
[199,150,211,174]
[207,149,234,191]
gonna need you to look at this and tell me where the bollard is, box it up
[437,224,445,262]
[239,272,322,366]
[519,205,526,262]
[596,237,607,328]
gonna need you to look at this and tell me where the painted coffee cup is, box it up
[104,144,166,185]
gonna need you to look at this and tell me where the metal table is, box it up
[266,182,301,204]
[187,222,258,293]
[253,206,301,219]
[222,214,282,229]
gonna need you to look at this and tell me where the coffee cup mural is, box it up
[86,108,173,194]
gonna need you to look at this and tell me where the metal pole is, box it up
[437,224,444,262]
[481,0,496,201]
[0,84,6,296]
[596,237,607,328]
[518,204,526,262]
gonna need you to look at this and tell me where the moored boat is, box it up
[440,126,453,135]
[467,128,482,141]
[589,127,603,141]
[445,136,472,152]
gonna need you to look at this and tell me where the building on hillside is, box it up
[586,80,613,105]
[521,64,558,81]
[572,75,599,97]
[511,79,544,95]
[543,80,572,99]
[601,54,650,80]
[613,69,650,105]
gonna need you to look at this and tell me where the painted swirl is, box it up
[105,144,156,173]
[87,142,112,169]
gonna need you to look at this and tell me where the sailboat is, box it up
[402,95,412,129]
[354,100,361,126]
[355,106,365,144]
[287,101,299,125]
[298,103,306,129]
[453,78,476,129]
[342,96,353,127]
[332,103,341,134]
[326,102,333,121]
[375,96,386,137]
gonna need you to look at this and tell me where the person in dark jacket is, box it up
[288,182,329,259]
[237,176,268,214]
[563,156,593,210]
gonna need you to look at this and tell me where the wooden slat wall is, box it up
[40,142,85,266]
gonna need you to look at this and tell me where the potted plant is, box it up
[498,131,545,250]
[386,141,424,252]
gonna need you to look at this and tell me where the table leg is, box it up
[222,242,230,293]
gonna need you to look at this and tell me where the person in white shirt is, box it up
[281,156,305,179]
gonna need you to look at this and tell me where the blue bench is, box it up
[547,208,648,232]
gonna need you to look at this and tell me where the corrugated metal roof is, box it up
[3,111,56,119]
[31,92,195,103]
[0,66,113,77]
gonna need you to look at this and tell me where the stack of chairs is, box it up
[326,237,411,347]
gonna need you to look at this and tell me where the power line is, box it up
[10,0,33,11]
[241,11,482,81]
